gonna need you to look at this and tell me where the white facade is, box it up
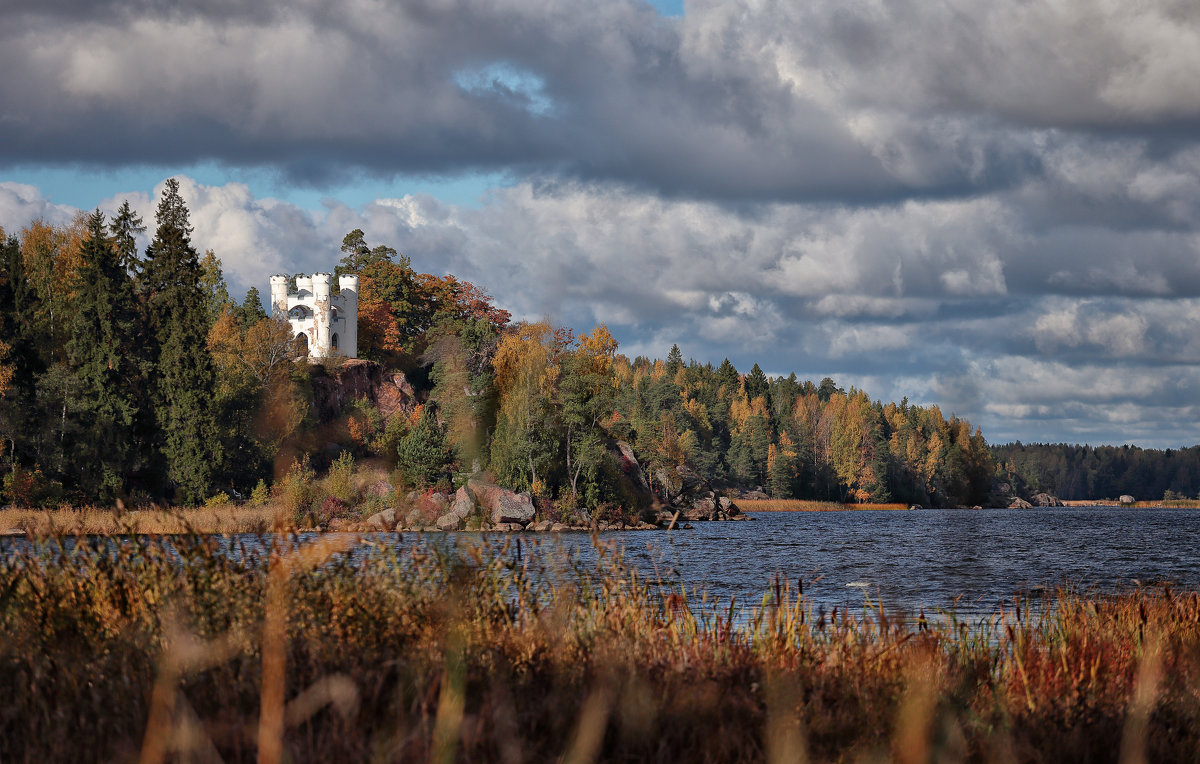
[269,272,358,359]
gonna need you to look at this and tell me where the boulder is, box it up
[615,441,651,493]
[1009,497,1033,509]
[467,478,536,525]
[405,508,426,529]
[365,508,398,532]
[719,496,740,517]
[550,522,568,532]
[1030,492,1064,507]
[1119,494,1136,505]
[529,519,552,532]
[430,492,450,512]
[449,486,475,521]
[436,512,464,531]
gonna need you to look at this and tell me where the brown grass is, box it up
[0,504,282,535]
[740,498,911,512]
[4,530,1198,761]
[1060,499,1200,509]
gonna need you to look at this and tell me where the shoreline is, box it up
[0,505,754,537]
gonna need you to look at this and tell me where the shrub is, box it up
[249,479,270,505]
[275,455,323,527]
[2,465,61,508]
[324,451,359,505]
[204,492,231,509]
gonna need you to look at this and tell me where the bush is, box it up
[275,455,323,527]
[204,492,231,509]
[2,465,62,508]
[324,451,359,505]
[249,479,270,505]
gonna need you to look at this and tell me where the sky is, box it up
[3,0,1200,448]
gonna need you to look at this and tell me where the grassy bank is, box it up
[2,532,1198,761]
[0,505,281,535]
[740,499,911,512]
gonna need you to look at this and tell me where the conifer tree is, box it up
[238,286,267,328]
[66,211,141,501]
[142,179,222,504]
[110,200,145,283]
[397,404,453,487]
[665,344,683,376]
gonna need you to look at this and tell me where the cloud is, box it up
[3,0,1200,447]
[15,0,1198,200]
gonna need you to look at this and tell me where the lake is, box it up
[7,506,1197,623]
[429,506,1200,621]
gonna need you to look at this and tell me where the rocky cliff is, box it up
[308,359,417,423]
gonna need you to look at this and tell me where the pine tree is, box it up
[66,211,142,501]
[397,404,453,487]
[142,179,222,504]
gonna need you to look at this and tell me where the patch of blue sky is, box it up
[2,162,508,213]
[453,62,555,117]
[646,0,684,16]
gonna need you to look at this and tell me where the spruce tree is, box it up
[66,212,142,501]
[744,362,770,405]
[110,200,146,283]
[142,179,222,504]
[238,286,267,328]
[665,344,683,376]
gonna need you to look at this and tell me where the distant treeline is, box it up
[0,182,993,510]
[992,442,1200,501]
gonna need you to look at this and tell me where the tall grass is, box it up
[1,531,1199,761]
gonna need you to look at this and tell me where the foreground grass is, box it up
[740,499,911,512]
[2,532,1199,762]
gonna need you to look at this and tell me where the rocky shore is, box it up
[354,458,749,533]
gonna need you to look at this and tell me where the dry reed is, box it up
[1,530,1198,762]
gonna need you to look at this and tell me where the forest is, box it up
[993,442,1200,501]
[0,181,996,512]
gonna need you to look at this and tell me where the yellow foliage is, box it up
[0,340,12,398]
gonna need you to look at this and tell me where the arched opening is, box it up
[294,332,309,357]
[332,307,342,323]
[331,332,339,350]
[289,306,310,320]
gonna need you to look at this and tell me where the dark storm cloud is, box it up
[0,0,1087,201]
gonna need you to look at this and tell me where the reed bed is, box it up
[2,531,1199,762]
[740,499,911,512]
[0,504,281,535]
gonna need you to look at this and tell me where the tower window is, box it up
[331,333,339,350]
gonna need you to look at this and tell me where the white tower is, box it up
[271,270,359,359]
[269,275,289,316]
[338,274,359,359]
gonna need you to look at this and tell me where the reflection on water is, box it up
[7,507,1198,622]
